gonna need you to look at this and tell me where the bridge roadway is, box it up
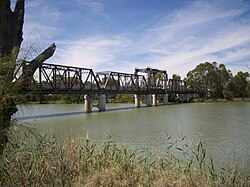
[21,62,192,112]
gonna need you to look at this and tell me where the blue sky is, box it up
[16,0,250,77]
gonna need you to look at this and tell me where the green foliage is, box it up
[223,89,234,100]
[0,50,20,121]
[186,62,232,98]
[168,94,178,103]
[172,74,181,80]
[0,49,20,155]
[186,62,250,99]
[0,48,19,82]
[115,94,134,103]
[247,82,250,97]
[0,127,249,186]
[63,94,84,104]
[224,71,250,98]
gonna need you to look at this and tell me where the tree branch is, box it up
[27,43,57,75]
[14,43,57,90]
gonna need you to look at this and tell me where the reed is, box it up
[0,126,249,186]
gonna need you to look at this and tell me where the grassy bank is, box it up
[193,97,250,103]
[0,126,249,186]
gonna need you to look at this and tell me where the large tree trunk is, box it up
[0,0,56,155]
[0,0,25,156]
[0,0,24,56]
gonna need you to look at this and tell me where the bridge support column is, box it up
[152,94,157,106]
[163,94,168,105]
[146,95,152,107]
[176,94,179,101]
[98,94,106,111]
[187,94,190,102]
[84,94,92,113]
[182,94,190,102]
[134,94,141,108]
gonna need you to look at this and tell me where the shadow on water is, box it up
[14,106,139,120]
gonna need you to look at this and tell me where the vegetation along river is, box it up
[15,102,250,170]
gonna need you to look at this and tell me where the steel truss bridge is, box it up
[19,62,191,95]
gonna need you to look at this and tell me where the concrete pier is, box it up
[152,94,157,106]
[187,94,190,102]
[134,94,141,108]
[182,94,190,102]
[163,94,168,105]
[84,94,92,113]
[98,94,106,111]
[146,95,152,107]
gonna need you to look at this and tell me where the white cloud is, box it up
[75,0,106,17]
[23,24,60,42]
[122,1,250,77]
[25,1,62,23]
[22,0,64,46]
[52,36,131,72]
[22,0,250,78]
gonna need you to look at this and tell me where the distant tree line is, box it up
[185,62,250,99]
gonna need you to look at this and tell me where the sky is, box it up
[13,0,250,78]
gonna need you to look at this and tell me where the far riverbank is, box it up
[192,97,250,103]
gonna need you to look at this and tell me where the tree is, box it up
[216,64,232,98]
[224,71,250,98]
[0,0,56,155]
[186,62,232,98]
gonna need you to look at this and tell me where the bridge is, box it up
[18,62,192,112]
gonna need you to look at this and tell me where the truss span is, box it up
[20,62,192,95]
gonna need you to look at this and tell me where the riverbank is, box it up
[193,97,250,103]
[0,126,249,186]
[17,96,250,105]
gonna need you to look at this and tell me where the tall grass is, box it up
[0,126,249,186]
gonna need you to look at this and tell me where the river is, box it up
[15,102,250,170]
